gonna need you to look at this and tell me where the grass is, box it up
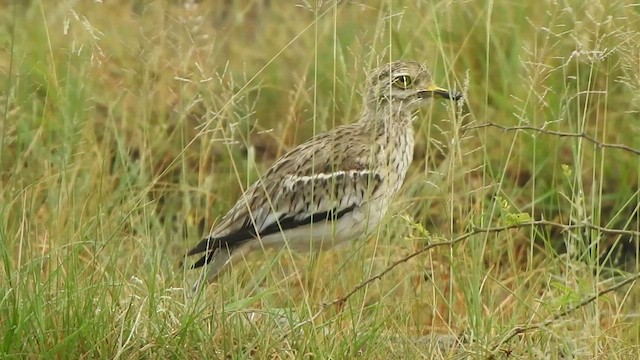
[1,0,639,358]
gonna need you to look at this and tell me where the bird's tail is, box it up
[191,247,235,292]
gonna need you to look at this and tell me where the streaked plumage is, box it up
[186,60,460,291]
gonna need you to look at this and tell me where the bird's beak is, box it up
[421,84,462,101]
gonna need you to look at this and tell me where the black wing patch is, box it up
[187,204,357,269]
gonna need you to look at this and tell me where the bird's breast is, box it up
[378,126,414,196]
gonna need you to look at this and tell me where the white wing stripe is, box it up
[283,170,374,190]
[244,169,383,234]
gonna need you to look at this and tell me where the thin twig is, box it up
[484,219,640,238]
[489,272,640,357]
[322,230,475,307]
[463,122,640,157]
[323,220,639,307]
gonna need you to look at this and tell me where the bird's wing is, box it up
[187,125,383,268]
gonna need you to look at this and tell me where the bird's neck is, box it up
[359,103,414,133]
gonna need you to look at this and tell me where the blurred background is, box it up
[1,0,639,358]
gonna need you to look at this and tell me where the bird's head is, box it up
[365,60,461,114]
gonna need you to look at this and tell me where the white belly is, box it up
[244,200,387,253]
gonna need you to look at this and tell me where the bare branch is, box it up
[481,219,640,238]
[463,122,640,157]
[489,272,640,357]
[323,229,472,307]
[323,220,639,307]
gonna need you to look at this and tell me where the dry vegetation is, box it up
[1,0,640,358]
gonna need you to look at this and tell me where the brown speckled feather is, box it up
[186,60,461,290]
[188,124,384,265]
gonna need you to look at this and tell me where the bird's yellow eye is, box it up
[392,75,413,89]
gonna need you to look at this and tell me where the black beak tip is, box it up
[447,91,463,101]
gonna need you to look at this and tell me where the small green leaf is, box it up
[505,212,533,225]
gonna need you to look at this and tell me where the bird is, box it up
[186,60,461,291]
